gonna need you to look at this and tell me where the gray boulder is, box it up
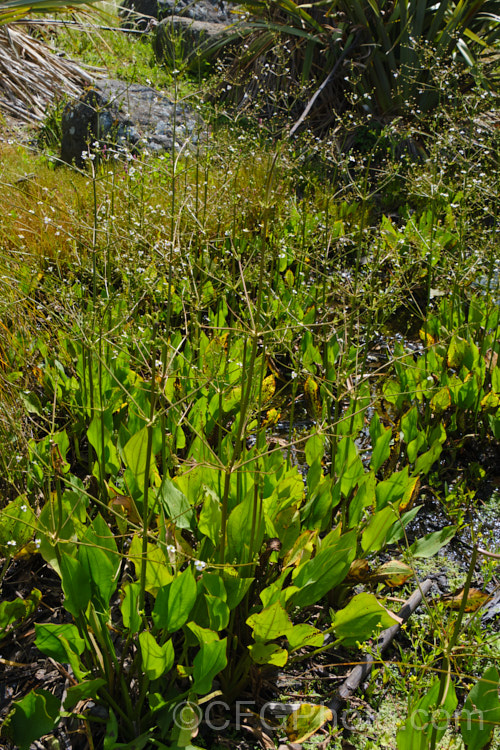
[60,78,200,166]
[119,0,233,29]
[153,15,244,65]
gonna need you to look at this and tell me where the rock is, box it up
[153,15,244,64]
[120,0,233,29]
[60,78,200,166]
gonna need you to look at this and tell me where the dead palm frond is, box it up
[0,0,104,124]
[0,22,100,122]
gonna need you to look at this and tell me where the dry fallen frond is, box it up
[0,22,101,122]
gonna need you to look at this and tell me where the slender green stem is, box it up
[98,687,136,735]
[219,155,275,564]
[134,674,151,732]
[91,159,98,305]
[287,377,298,470]
[429,544,478,750]
[0,556,11,589]
[98,325,106,501]
[139,330,158,614]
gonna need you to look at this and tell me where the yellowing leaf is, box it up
[261,408,280,427]
[419,329,436,347]
[223,385,241,412]
[447,335,477,370]
[346,559,371,583]
[248,642,288,666]
[285,703,332,743]
[304,376,321,419]
[202,334,228,379]
[430,386,451,414]
[481,391,500,410]
[282,529,316,569]
[485,349,498,370]
[12,541,41,559]
[109,491,141,524]
[370,560,413,587]
[261,374,276,403]
[399,476,420,513]
[443,588,490,612]
[246,601,292,641]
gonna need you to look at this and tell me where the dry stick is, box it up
[289,33,361,138]
[11,18,148,34]
[477,547,500,560]
[328,578,434,720]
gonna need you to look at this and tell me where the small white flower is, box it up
[20,505,27,512]
[6,540,17,547]
[166,544,176,555]
[194,560,206,572]
[34,538,41,549]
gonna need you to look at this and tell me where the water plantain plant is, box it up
[1,110,499,747]
[4,280,498,746]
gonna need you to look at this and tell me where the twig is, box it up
[10,18,147,34]
[48,656,79,686]
[477,547,500,560]
[328,578,434,720]
[289,33,361,137]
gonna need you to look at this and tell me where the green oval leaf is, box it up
[139,631,174,681]
[192,638,227,695]
[461,666,500,750]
